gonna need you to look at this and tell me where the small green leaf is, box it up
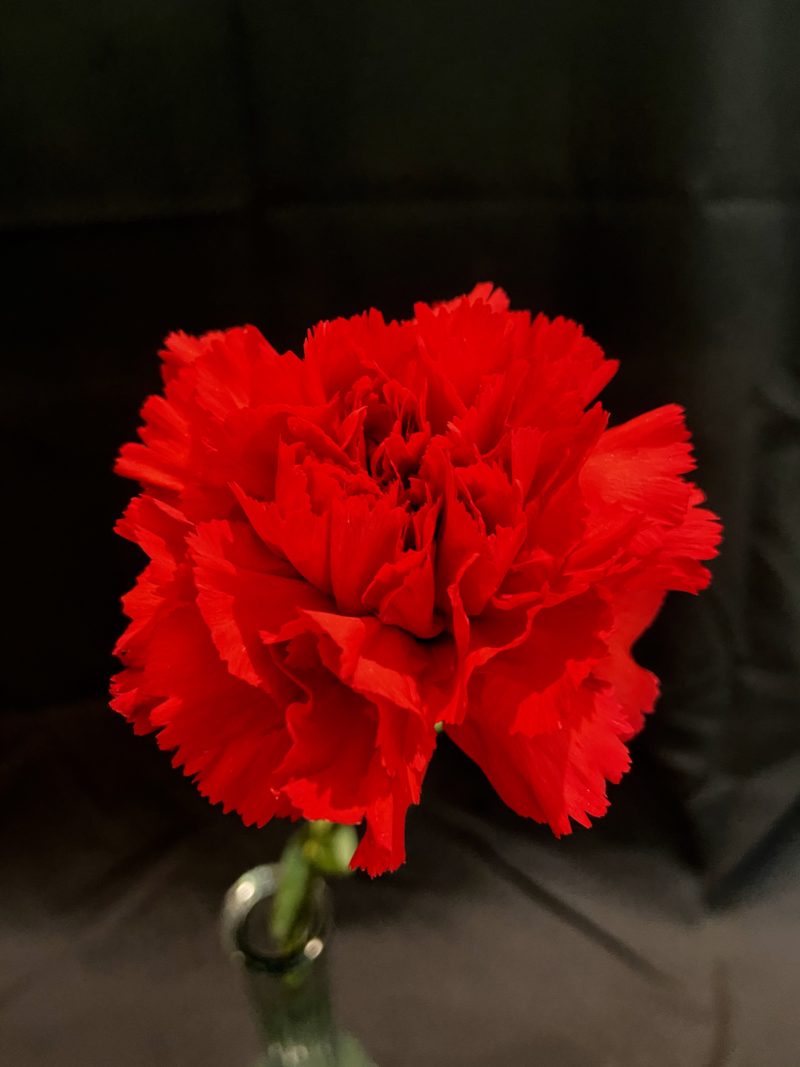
[308,819,334,839]
[330,824,359,872]
[305,823,358,876]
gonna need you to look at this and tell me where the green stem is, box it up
[270,820,358,953]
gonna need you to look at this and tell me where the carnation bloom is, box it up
[112,284,720,874]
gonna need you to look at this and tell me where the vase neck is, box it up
[246,951,336,1067]
[222,865,338,1067]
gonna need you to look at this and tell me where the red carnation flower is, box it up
[112,284,720,875]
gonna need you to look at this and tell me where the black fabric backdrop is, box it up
[1,4,799,1065]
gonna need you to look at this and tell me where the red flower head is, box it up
[112,285,720,874]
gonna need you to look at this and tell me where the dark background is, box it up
[1,3,798,1065]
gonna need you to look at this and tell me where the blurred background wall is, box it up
[4,0,798,892]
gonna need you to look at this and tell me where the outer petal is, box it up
[295,610,447,872]
[593,584,664,737]
[453,590,610,742]
[276,680,384,825]
[112,597,294,827]
[582,404,696,525]
[188,518,329,700]
[351,788,415,876]
[270,624,439,873]
[449,675,631,836]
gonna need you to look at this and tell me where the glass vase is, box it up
[222,864,376,1067]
